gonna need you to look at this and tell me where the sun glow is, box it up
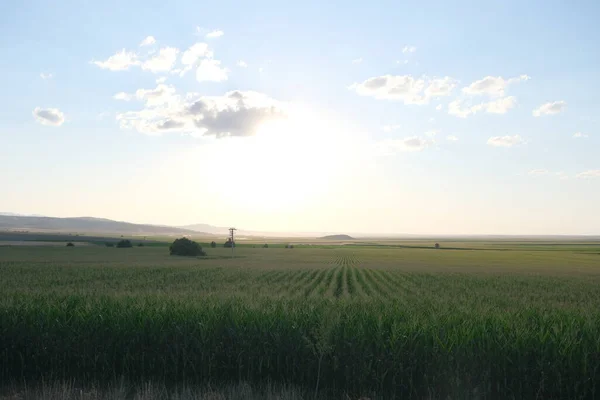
[198,106,348,211]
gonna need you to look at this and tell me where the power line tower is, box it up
[229,227,237,258]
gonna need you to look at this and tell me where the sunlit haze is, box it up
[1,0,599,235]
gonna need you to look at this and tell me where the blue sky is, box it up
[1,0,599,234]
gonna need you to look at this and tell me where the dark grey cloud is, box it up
[33,107,65,126]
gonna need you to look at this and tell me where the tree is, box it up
[263,243,269,248]
[66,242,74,247]
[224,238,235,248]
[435,243,440,249]
[137,243,144,247]
[116,239,133,248]
[105,242,115,247]
[170,237,206,256]
[210,241,217,248]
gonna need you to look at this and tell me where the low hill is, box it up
[319,234,355,240]
[0,215,200,236]
[181,223,230,235]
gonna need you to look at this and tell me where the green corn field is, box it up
[1,243,600,399]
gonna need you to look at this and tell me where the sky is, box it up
[1,0,599,235]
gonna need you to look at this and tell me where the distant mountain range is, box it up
[0,213,341,238]
[0,215,200,236]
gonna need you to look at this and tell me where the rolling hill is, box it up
[0,215,200,236]
[319,234,355,240]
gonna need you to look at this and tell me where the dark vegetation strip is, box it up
[2,296,599,399]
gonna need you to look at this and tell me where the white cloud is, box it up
[113,92,132,101]
[483,96,517,114]
[435,104,442,111]
[135,84,177,106]
[402,45,417,53]
[377,136,433,154]
[142,47,179,73]
[448,96,516,118]
[178,43,215,76]
[462,75,530,97]
[33,107,65,126]
[40,72,53,80]
[237,60,248,68]
[113,84,177,106]
[181,43,212,66]
[196,59,228,82]
[446,135,458,141]
[577,170,600,179]
[116,89,286,138]
[349,75,457,104]
[487,135,525,147]
[573,132,589,138]
[206,30,224,38]
[258,67,264,73]
[396,60,409,65]
[92,49,140,71]
[533,101,566,117]
[352,58,363,64]
[156,77,167,84]
[424,77,457,98]
[139,36,156,47]
[425,129,440,137]
[382,124,401,132]
[529,169,548,176]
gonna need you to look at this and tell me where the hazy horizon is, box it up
[2,211,599,238]
[1,1,599,235]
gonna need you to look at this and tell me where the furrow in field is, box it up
[364,269,397,299]
[286,269,320,297]
[360,268,388,297]
[279,269,311,292]
[313,267,336,298]
[370,270,411,301]
[276,269,313,295]
[303,269,328,297]
[320,266,339,298]
[353,266,373,298]
[252,270,295,294]
[346,265,357,297]
[333,266,346,298]
[378,270,417,297]
[236,270,281,293]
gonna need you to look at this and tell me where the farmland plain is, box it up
[1,240,600,399]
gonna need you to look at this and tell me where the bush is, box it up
[105,242,115,247]
[116,239,133,248]
[210,241,217,248]
[170,237,206,256]
[137,243,144,247]
[224,239,235,248]
[263,244,269,248]
[66,242,74,247]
